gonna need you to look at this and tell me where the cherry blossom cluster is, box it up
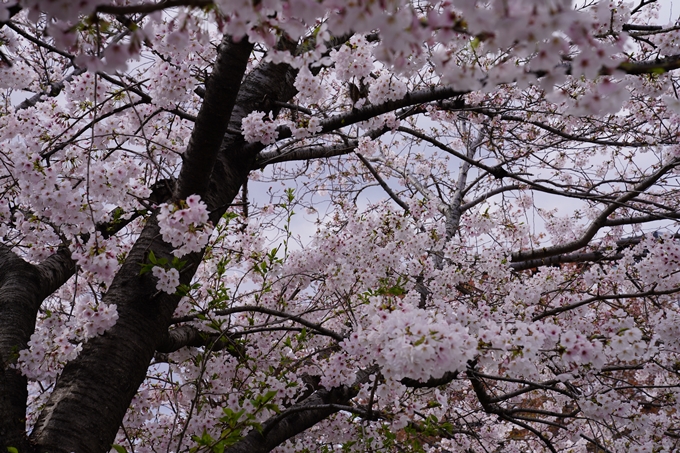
[152,266,180,294]
[355,136,380,157]
[344,299,477,381]
[329,35,374,82]
[241,111,279,144]
[367,73,407,105]
[75,42,134,73]
[290,116,322,139]
[0,59,35,90]
[157,195,213,258]
[70,234,121,285]
[73,301,119,339]
[17,299,118,382]
[64,72,112,107]
[293,65,325,104]
[17,314,81,381]
[629,233,680,291]
[148,60,194,109]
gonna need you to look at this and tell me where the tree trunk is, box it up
[28,35,299,453]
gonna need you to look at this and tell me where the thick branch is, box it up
[256,142,357,167]
[0,245,45,452]
[510,231,676,271]
[604,212,680,226]
[460,184,522,211]
[510,250,621,271]
[96,0,212,15]
[255,124,392,167]
[29,213,188,453]
[401,371,459,389]
[618,53,680,75]
[34,246,73,290]
[174,36,253,199]
[271,88,464,143]
[224,366,376,453]
[156,325,243,357]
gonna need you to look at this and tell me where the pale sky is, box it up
[659,0,676,24]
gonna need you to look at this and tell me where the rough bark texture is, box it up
[225,389,348,453]
[223,366,376,453]
[0,246,41,452]
[205,57,299,216]
[175,35,254,200]
[29,217,184,453]
[0,244,76,452]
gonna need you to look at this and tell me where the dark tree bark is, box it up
[224,367,376,453]
[0,246,40,453]
[0,243,77,453]
[29,214,182,453]
[175,35,254,201]
[225,388,352,453]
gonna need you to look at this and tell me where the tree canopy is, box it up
[2,1,680,452]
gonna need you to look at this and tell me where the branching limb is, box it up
[401,371,459,389]
[532,287,680,321]
[223,366,377,453]
[355,151,410,211]
[512,157,680,263]
[172,305,344,342]
[460,184,522,211]
[467,366,563,453]
[174,35,254,200]
[580,434,615,453]
[443,124,486,242]
[156,325,243,357]
[35,247,77,300]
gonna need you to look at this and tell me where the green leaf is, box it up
[111,445,128,453]
[171,256,187,270]
[285,187,295,203]
[139,262,154,276]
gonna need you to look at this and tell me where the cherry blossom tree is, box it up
[2,1,680,452]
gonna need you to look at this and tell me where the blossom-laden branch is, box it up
[223,366,377,453]
[512,157,680,263]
